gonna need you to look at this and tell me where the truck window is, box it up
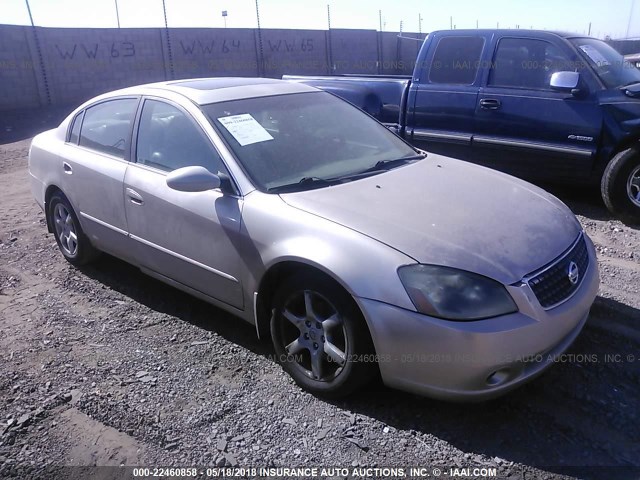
[571,37,640,89]
[489,38,573,90]
[428,36,485,85]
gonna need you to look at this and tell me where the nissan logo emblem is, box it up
[568,261,580,285]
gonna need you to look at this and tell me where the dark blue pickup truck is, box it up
[285,29,640,220]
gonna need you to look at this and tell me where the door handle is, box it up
[479,99,502,110]
[63,162,73,175]
[126,188,144,205]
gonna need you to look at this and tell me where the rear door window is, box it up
[79,98,138,158]
[428,36,485,85]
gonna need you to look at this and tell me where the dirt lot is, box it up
[0,116,639,480]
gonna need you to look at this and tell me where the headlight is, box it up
[398,265,517,321]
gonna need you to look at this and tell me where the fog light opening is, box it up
[486,368,511,387]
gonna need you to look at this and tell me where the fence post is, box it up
[161,0,174,79]
[325,31,333,74]
[24,0,51,106]
[396,22,403,75]
[255,0,264,76]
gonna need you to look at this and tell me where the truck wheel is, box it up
[601,147,640,221]
[270,272,377,398]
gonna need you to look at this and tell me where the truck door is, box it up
[472,35,602,181]
[408,33,488,159]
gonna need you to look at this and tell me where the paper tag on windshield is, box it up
[579,45,610,67]
[217,114,273,146]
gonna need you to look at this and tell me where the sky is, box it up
[0,0,638,39]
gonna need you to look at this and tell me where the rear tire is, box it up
[601,147,640,222]
[48,192,100,266]
[270,273,377,398]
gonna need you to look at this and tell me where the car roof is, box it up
[429,29,587,39]
[107,77,318,105]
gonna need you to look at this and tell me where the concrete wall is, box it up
[261,29,329,78]
[0,24,426,111]
[38,28,166,106]
[165,28,258,78]
[379,32,427,75]
[1,24,637,111]
[0,25,41,109]
[328,29,378,74]
[609,39,640,55]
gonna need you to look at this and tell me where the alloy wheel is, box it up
[53,202,78,257]
[627,165,640,208]
[279,289,348,382]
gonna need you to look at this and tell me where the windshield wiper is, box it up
[267,154,426,193]
[267,176,335,194]
[325,154,426,184]
[350,154,426,177]
[377,154,424,169]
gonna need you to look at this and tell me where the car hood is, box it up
[279,155,581,285]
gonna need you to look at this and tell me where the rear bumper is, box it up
[29,171,45,211]
[356,236,600,401]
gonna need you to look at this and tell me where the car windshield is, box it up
[570,38,640,89]
[203,91,420,192]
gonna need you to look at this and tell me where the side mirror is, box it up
[550,71,583,96]
[166,166,221,192]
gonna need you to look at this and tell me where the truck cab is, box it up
[286,30,640,220]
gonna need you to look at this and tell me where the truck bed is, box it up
[283,75,411,133]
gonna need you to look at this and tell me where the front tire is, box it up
[270,273,377,398]
[601,147,640,221]
[48,192,99,266]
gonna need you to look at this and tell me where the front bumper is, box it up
[355,235,600,401]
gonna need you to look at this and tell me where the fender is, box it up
[238,192,418,337]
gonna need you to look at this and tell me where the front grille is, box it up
[526,234,589,309]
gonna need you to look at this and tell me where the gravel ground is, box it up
[0,116,639,480]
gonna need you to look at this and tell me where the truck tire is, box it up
[601,147,640,222]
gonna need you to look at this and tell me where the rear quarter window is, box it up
[428,36,485,85]
[67,111,83,144]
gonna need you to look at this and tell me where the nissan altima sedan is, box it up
[28,78,599,401]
